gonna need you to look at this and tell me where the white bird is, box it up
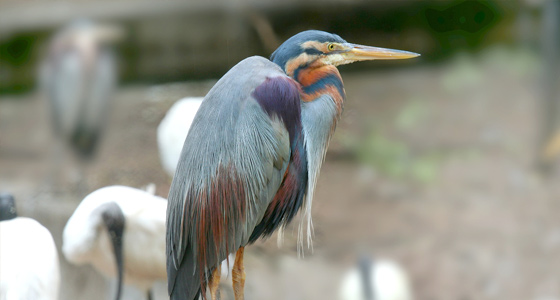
[157,97,203,178]
[339,257,413,300]
[0,193,60,300]
[62,186,167,300]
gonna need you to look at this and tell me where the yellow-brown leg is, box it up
[209,265,221,300]
[232,247,246,300]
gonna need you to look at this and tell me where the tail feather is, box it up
[168,245,202,300]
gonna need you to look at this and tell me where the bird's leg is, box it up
[209,264,221,300]
[232,247,246,300]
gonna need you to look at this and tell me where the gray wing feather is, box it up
[166,56,291,299]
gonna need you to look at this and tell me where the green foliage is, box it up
[0,35,37,67]
[354,130,409,178]
[347,130,442,184]
[395,99,430,131]
[340,100,446,184]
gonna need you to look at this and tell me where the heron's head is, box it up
[271,30,419,77]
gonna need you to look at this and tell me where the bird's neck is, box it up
[295,64,345,118]
[293,64,345,251]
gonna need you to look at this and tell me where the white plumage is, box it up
[157,97,203,178]
[62,185,167,294]
[0,217,60,300]
[339,258,413,300]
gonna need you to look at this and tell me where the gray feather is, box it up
[166,56,292,299]
[299,94,339,253]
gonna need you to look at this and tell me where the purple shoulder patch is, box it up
[252,76,301,144]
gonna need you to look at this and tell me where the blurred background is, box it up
[2,0,560,299]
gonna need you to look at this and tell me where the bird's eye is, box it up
[327,43,336,51]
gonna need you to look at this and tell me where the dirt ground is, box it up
[2,46,560,300]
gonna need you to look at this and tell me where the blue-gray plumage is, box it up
[167,57,294,300]
[166,30,419,300]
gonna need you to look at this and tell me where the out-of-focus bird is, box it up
[63,186,167,300]
[41,19,120,158]
[339,257,413,300]
[39,20,121,190]
[166,30,419,300]
[0,193,60,300]
[157,97,204,178]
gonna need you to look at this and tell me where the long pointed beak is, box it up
[343,43,420,61]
